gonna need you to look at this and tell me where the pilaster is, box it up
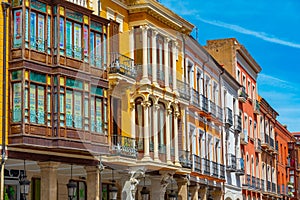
[85,166,100,200]
[39,161,60,200]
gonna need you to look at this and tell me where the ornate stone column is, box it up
[164,37,170,89]
[141,26,150,84]
[174,110,180,166]
[153,103,160,161]
[198,186,208,200]
[190,184,200,200]
[85,166,100,200]
[152,30,158,85]
[142,100,151,160]
[39,162,60,200]
[166,108,172,164]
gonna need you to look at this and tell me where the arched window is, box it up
[135,98,144,151]
[158,102,166,153]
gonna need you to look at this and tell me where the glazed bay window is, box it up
[90,21,107,68]
[59,78,84,128]
[90,86,108,134]
[58,8,84,60]
[11,70,51,125]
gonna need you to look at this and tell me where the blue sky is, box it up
[161,0,300,132]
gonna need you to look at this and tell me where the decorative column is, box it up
[153,103,160,161]
[130,102,136,148]
[85,166,100,200]
[39,162,60,200]
[172,41,177,91]
[141,26,150,84]
[198,186,208,200]
[166,108,172,165]
[190,184,200,200]
[174,110,180,166]
[164,37,170,89]
[129,27,134,60]
[152,30,158,85]
[142,100,151,160]
[176,177,188,200]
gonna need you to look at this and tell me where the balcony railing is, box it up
[220,164,225,179]
[252,176,256,189]
[255,138,261,152]
[111,135,137,158]
[240,129,248,144]
[281,184,285,194]
[238,87,248,102]
[179,150,192,169]
[234,115,242,133]
[202,158,210,175]
[193,154,201,173]
[277,185,280,194]
[200,95,208,112]
[226,153,236,171]
[265,134,269,144]
[254,99,260,114]
[217,105,223,122]
[212,161,219,177]
[225,107,233,127]
[209,100,216,117]
[236,158,245,175]
[109,53,136,79]
[256,178,260,190]
[244,174,251,187]
[191,89,200,107]
[177,80,190,101]
[275,141,279,151]
[261,179,265,192]
[267,181,271,192]
[272,182,276,193]
[270,137,274,149]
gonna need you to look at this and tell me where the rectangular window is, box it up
[12,83,22,122]
[66,20,73,57]
[59,17,65,54]
[74,91,82,128]
[90,86,107,134]
[13,9,22,48]
[74,23,82,59]
[90,21,107,68]
[66,90,73,127]
[83,25,88,62]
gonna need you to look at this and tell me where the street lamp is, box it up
[19,160,30,200]
[140,176,150,200]
[109,169,118,200]
[66,164,77,200]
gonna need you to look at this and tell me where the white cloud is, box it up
[194,16,300,49]
[258,73,298,91]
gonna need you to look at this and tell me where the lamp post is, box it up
[19,160,30,200]
[140,176,150,200]
[66,164,77,200]
[109,169,118,200]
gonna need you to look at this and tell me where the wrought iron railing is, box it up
[227,153,236,170]
[212,161,219,177]
[191,89,200,107]
[267,181,271,192]
[179,150,192,169]
[193,154,201,172]
[202,158,210,175]
[220,164,225,179]
[225,107,233,126]
[272,182,276,193]
[239,86,248,100]
[252,176,256,188]
[261,179,265,192]
[111,135,137,158]
[177,80,191,101]
[109,53,136,79]
[234,114,242,132]
[209,100,216,117]
[270,137,274,148]
[200,95,208,112]
[217,105,223,122]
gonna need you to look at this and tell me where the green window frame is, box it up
[90,21,107,69]
[90,86,107,134]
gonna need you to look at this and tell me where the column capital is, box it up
[38,161,60,169]
[152,29,158,36]
[141,24,149,31]
[130,102,135,110]
[167,108,173,115]
[164,37,170,43]
[174,111,180,118]
[141,100,151,108]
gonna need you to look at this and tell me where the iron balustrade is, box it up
[200,95,208,112]
[192,154,201,172]
[177,80,191,101]
[239,86,248,100]
[217,105,223,122]
[212,161,219,177]
[227,153,237,170]
[247,174,251,187]
[219,164,225,179]
[252,176,256,188]
[191,89,200,107]
[261,179,265,192]
[272,183,276,193]
[267,181,271,192]
[225,107,233,126]
[256,178,260,189]
[109,53,136,79]
[265,134,269,144]
[111,135,137,158]
[202,158,210,175]
[277,185,281,194]
[234,114,242,132]
[179,150,192,169]
[256,138,262,151]
[270,137,274,148]
[282,184,285,194]
[209,101,216,117]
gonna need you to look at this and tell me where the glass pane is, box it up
[37,86,45,124]
[25,9,29,43]
[91,86,103,96]
[66,90,73,127]
[84,98,88,118]
[83,25,88,59]
[74,23,82,59]
[47,16,51,51]
[12,70,22,80]
[30,84,36,123]
[30,71,46,83]
[66,21,73,57]
[60,93,64,113]
[66,78,83,89]
[90,32,95,66]
[13,9,22,48]
[37,14,45,51]
[95,33,101,68]
[103,34,107,66]
[74,91,82,129]
[96,98,102,133]
[30,12,37,49]
[78,182,86,200]
[59,17,64,51]
[90,98,95,132]
[24,88,29,109]
[12,83,22,122]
